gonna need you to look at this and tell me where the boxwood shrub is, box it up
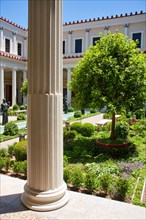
[81,123,95,137]
[14,140,27,161]
[70,122,82,133]
[74,111,81,118]
[4,121,18,136]
[17,113,26,121]
[115,121,129,139]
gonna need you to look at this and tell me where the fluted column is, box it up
[12,69,17,106]
[85,28,90,50]
[67,68,72,107]
[0,66,4,103]
[23,37,28,58]
[68,31,72,54]
[23,71,27,105]
[21,0,69,211]
[0,27,4,51]
[12,32,17,54]
[124,23,129,36]
[104,26,109,35]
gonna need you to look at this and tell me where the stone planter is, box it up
[96,139,128,148]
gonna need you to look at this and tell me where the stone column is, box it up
[23,71,27,105]
[21,0,69,211]
[67,68,72,107]
[85,28,90,50]
[68,31,72,54]
[23,37,28,58]
[12,69,17,106]
[124,23,129,36]
[0,26,4,51]
[104,26,109,35]
[0,66,4,103]
[12,32,17,54]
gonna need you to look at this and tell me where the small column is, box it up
[124,23,129,36]
[0,66,4,103]
[68,31,72,54]
[12,69,17,106]
[12,32,17,54]
[0,26,4,51]
[23,71,27,105]
[23,37,28,58]
[21,0,69,211]
[67,68,72,107]
[85,28,90,50]
[104,26,109,35]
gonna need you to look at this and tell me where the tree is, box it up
[21,79,28,97]
[69,32,146,139]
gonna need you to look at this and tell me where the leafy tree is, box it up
[21,79,28,97]
[69,32,146,139]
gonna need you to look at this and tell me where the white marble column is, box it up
[0,26,4,51]
[21,0,69,211]
[68,31,72,54]
[67,68,72,107]
[0,66,4,103]
[124,23,129,36]
[12,32,17,54]
[85,28,90,50]
[23,37,28,58]
[104,26,109,35]
[23,71,27,105]
[12,69,17,106]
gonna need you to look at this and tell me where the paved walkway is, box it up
[0,174,145,220]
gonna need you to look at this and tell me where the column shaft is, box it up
[124,24,129,36]
[21,0,68,211]
[85,29,90,50]
[0,27,4,51]
[12,33,17,54]
[0,67,4,103]
[12,69,17,106]
[67,68,72,107]
[68,31,72,54]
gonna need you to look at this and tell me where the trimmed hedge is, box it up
[4,121,18,136]
[14,140,27,161]
[70,122,82,133]
[81,123,95,137]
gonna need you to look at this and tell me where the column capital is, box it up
[124,23,129,28]
[104,26,109,31]
[12,32,16,36]
[24,36,27,40]
[0,26,4,30]
[86,28,90,32]
[68,30,72,35]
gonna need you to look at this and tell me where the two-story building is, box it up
[0,11,146,107]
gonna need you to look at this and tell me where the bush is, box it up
[115,177,129,200]
[8,108,15,116]
[4,121,19,136]
[64,166,72,183]
[99,174,111,193]
[70,122,82,133]
[12,104,19,111]
[0,148,8,157]
[115,121,129,139]
[103,112,111,119]
[68,107,74,112]
[12,160,27,175]
[4,157,11,172]
[14,140,27,161]
[90,109,96,114]
[64,130,78,142]
[17,113,26,121]
[0,158,5,171]
[81,123,95,137]
[20,105,26,110]
[74,111,81,118]
[70,166,85,188]
[85,172,96,191]
[8,143,17,157]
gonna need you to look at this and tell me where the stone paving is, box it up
[0,174,146,220]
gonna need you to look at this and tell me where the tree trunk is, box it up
[110,111,116,140]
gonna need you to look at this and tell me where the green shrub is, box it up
[70,166,85,188]
[12,160,27,175]
[103,112,111,119]
[0,158,5,171]
[64,130,77,142]
[115,121,129,139]
[68,107,74,112]
[0,148,8,157]
[8,108,15,116]
[70,122,82,133]
[99,174,111,193]
[85,172,96,191]
[4,157,11,172]
[20,105,26,110]
[81,123,95,137]
[90,109,96,114]
[64,166,72,183]
[4,121,19,136]
[14,140,27,161]
[115,177,129,200]
[12,104,19,111]
[8,143,17,157]
[74,111,81,118]
[17,113,26,121]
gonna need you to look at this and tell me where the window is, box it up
[18,43,22,56]
[5,38,10,52]
[63,40,65,54]
[93,37,100,46]
[75,39,82,53]
[132,33,141,48]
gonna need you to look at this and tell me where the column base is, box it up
[21,182,69,211]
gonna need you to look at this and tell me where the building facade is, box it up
[0,11,146,107]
